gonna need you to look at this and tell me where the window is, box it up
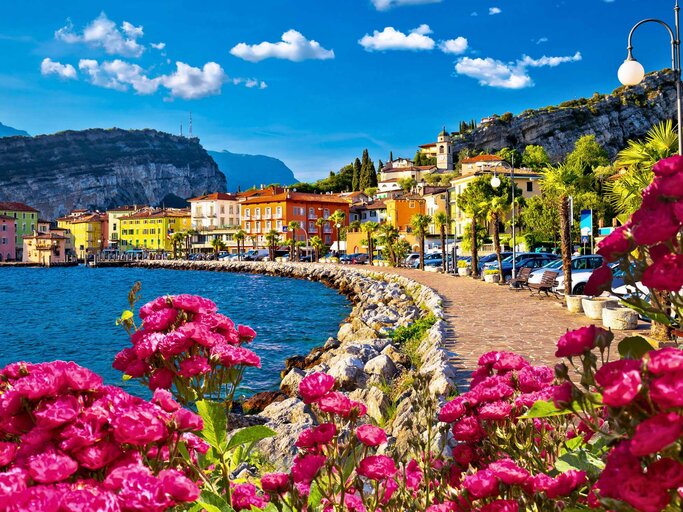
[245,209,251,219]
[323,208,330,218]
[221,206,225,214]
[309,207,315,218]
[265,207,271,218]
[409,201,416,209]
[255,208,261,219]
[266,221,272,230]
[1,225,5,231]
[308,221,316,232]
[439,146,444,154]
[325,235,331,244]
[276,206,282,218]
[526,181,533,192]
[276,220,283,231]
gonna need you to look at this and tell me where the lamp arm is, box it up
[627,19,677,70]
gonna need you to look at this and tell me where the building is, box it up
[377,163,438,199]
[57,211,107,260]
[350,200,387,225]
[22,232,69,266]
[449,156,542,238]
[419,185,450,235]
[119,208,191,253]
[107,206,143,250]
[37,219,51,234]
[189,193,241,230]
[385,195,426,233]
[418,128,456,170]
[0,216,16,262]
[0,202,39,260]
[239,188,350,248]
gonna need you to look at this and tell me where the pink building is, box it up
[0,215,16,262]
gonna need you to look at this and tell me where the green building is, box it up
[0,202,40,260]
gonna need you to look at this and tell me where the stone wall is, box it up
[97,260,457,468]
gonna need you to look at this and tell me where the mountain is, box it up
[0,122,29,138]
[208,149,298,191]
[452,69,677,160]
[0,128,226,219]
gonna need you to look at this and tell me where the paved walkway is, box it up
[353,266,645,378]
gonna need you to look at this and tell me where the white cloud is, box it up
[489,7,502,15]
[78,59,160,93]
[359,25,435,52]
[230,30,334,62]
[160,62,226,99]
[439,37,468,55]
[151,42,166,50]
[471,11,478,16]
[233,78,268,89]
[455,51,582,89]
[40,58,77,79]
[536,37,549,44]
[370,0,442,11]
[55,13,145,57]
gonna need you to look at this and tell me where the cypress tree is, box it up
[368,161,378,187]
[389,151,393,162]
[359,149,370,190]
[352,158,361,191]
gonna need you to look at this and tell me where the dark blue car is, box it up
[477,252,512,273]
[483,252,560,278]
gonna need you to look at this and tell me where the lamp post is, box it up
[490,156,517,278]
[618,0,682,155]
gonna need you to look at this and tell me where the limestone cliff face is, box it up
[0,128,226,219]
[453,70,678,160]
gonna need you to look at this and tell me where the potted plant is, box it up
[565,294,588,314]
[483,268,501,283]
[581,296,619,320]
[457,259,471,277]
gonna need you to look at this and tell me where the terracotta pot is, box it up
[582,297,619,320]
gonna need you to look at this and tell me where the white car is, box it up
[527,255,604,295]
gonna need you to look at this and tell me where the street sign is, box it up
[581,235,590,244]
[282,226,288,232]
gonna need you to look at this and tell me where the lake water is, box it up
[0,266,350,397]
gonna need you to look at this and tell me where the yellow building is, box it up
[119,208,191,252]
[57,211,106,260]
[106,205,143,250]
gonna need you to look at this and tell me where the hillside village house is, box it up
[449,154,542,239]
[377,158,438,199]
[188,193,241,254]
[418,128,457,170]
[106,205,142,250]
[56,211,108,260]
[0,216,16,261]
[119,208,191,253]
[22,232,68,266]
[0,201,39,260]
[239,187,350,250]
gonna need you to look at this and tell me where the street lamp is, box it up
[490,158,517,278]
[619,0,683,155]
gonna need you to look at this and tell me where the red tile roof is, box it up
[461,155,504,164]
[121,208,190,220]
[0,215,15,221]
[188,192,238,202]
[0,202,38,213]
[241,191,351,205]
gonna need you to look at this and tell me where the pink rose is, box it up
[452,416,485,442]
[291,454,326,484]
[463,469,499,499]
[142,308,178,332]
[261,473,290,494]
[642,253,683,292]
[491,352,529,372]
[152,388,180,412]
[112,407,168,445]
[478,401,512,421]
[481,500,519,512]
[452,444,476,467]
[33,395,80,429]
[630,412,683,456]
[650,371,683,410]
[174,408,203,432]
[159,469,201,502]
[631,200,680,246]
[517,366,554,393]
[438,396,468,422]
[231,483,268,511]
[594,359,642,407]
[584,263,613,296]
[648,347,683,375]
[596,225,633,262]
[296,423,337,448]
[317,392,353,417]
[73,440,121,470]
[659,168,683,197]
[357,455,397,481]
[171,294,217,314]
[139,296,169,318]
[149,368,175,390]
[555,325,604,358]
[552,382,573,409]
[178,356,211,378]
[0,442,18,467]
[620,473,672,512]
[488,459,530,485]
[238,325,257,341]
[27,452,78,483]
[356,424,387,447]
[470,376,515,404]
[298,373,336,404]
[647,458,683,490]
[653,155,683,176]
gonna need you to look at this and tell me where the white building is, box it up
[189,193,240,230]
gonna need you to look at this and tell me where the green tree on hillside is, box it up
[497,147,522,166]
[522,145,550,169]
[352,158,362,191]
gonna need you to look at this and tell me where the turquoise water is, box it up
[0,266,350,397]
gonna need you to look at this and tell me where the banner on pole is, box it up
[580,209,593,238]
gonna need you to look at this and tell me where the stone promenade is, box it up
[355,266,645,376]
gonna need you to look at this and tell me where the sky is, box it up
[0,0,677,182]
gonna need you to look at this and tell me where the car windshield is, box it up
[542,259,562,269]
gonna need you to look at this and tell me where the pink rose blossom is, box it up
[296,423,337,448]
[584,263,613,296]
[463,469,499,499]
[27,452,79,483]
[291,454,326,484]
[642,253,683,292]
[649,371,683,410]
[261,473,290,494]
[159,469,200,502]
[298,373,336,404]
[630,412,683,456]
[357,455,397,481]
[356,424,387,446]
[171,294,217,314]
[452,416,485,442]
[488,459,530,485]
[597,224,633,262]
[439,396,468,422]
[142,308,178,332]
[149,368,175,390]
[478,401,512,421]
[317,391,353,417]
[594,359,642,407]
[555,325,605,358]
[112,407,168,446]
[648,347,683,374]
[177,355,211,378]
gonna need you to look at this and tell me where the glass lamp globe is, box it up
[491,175,501,188]
[618,59,645,86]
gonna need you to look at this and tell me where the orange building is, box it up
[239,188,350,248]
[385,195,427,233]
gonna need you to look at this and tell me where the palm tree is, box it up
[457,178,490,278]
[485,196,508,283]
[328,210,346,253]
[378,223,400,266]
[287,221,300,260]
[541,163,588,295]
[284,237,296,261]
[184,229,198,258]
[433,211,449,273]
[295,240,306,261]
[310,235,324,261]
[349,220,361,233]
[234,230,246,261]
[315,217,327,239]
[170,232,185,259]
[410,214,432,270]
[210,236,226,256]
[248,235,257,250]
[361,221,379,264]
[265,230,280,261]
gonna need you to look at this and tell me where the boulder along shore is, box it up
[95,260,458,468]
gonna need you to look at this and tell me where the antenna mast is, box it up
[189,112,193,138]
[180,122,183,137]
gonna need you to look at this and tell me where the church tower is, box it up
[436,127,453,170]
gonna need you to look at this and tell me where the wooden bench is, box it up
[528,270,560,298]
[508,267,532,291]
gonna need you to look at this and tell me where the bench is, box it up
[508,267,532,291]
[528,270,560,298]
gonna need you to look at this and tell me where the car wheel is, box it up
[573,283,586,295]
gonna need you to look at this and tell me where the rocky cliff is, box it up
[0,128,226,219]
[208,150,298,191]
[453,70,677,160]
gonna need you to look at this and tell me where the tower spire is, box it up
[189,111,193,138]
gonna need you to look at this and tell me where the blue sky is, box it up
[0,0,676,182]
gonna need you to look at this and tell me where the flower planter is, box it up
[565,295,588,314]
[602,306,639,330]
[483,274,500,283]
[581,297,619,320]
[458,267,471,277]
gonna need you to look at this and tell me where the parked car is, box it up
[527,255,603,295]
[484,252,559,278]
[477,252,512,274]
[243,249,270,261]
[411,253,443,268]
[404,253,420,267]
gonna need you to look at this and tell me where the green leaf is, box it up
[519,400,573,419]
[618,336,658,360]
[226,425,277,452]
[622,298,672,326]
[555,449,605,478]
[564,435,585,451]
[307,482,323,509]
[196,490,234,512]
[197,400,228,452]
